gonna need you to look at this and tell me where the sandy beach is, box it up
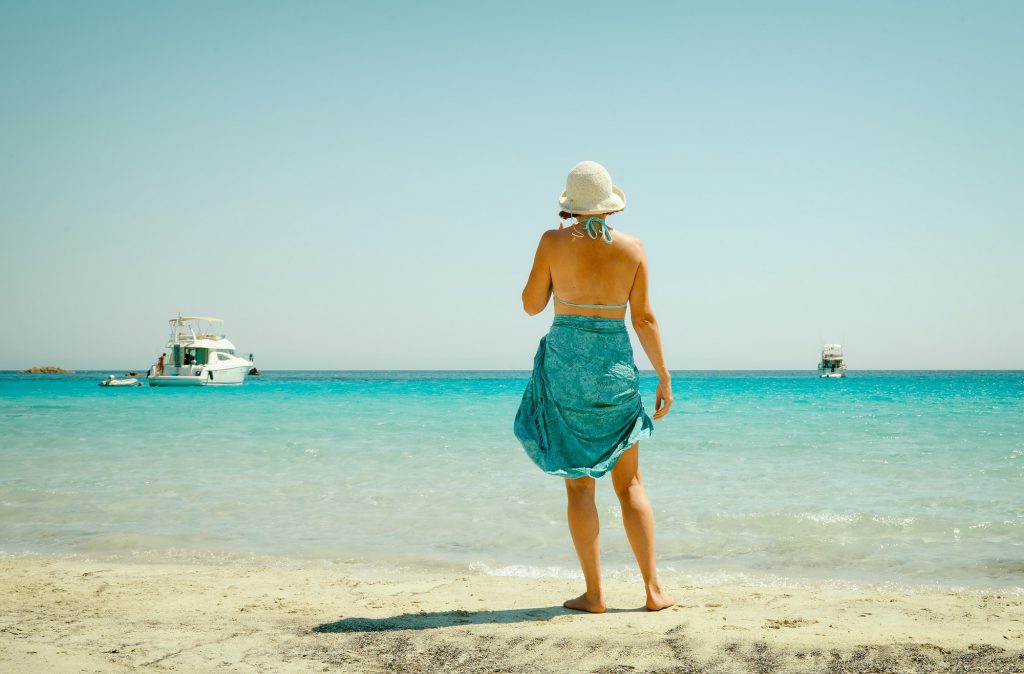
[1,556,1021,673]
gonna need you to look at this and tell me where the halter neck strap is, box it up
[582,217,613,244]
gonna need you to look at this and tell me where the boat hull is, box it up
[148,364,249,387]
[148,375,207,387]
[204,364,248,385]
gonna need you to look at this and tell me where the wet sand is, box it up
[1,556,1022,673]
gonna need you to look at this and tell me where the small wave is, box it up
[870,515,916,527]
[796,512,859,525]
[469,562,582,580]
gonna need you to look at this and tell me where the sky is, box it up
[1,1,1021,370]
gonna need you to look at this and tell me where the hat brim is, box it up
[559,185,626,215]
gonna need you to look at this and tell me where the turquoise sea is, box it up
[1,370,1021,592]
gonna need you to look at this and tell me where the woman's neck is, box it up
[574,214,607,224]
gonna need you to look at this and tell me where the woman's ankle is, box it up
[564,590,607,613]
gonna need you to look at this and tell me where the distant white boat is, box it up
[148,316,253,387]
[818,344,847,378]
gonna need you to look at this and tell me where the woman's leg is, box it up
[563,476,606,613]
[610,443,675,610]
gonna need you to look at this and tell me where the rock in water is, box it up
[19,366,75,374]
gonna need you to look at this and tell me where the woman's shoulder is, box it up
[611,227,643,245]
[537,226,581,244]
[610,228,645,254]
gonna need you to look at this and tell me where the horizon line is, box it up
[3,368,1023,374]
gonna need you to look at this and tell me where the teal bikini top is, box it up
[553,294,628,310]
[553,217,628,310]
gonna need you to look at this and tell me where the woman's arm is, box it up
[628,243,673,420]
[521,231,554,316]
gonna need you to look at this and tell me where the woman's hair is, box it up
[558,210,620,220]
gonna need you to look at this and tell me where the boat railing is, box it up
[171,333,223,341]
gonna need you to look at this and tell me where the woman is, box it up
[514,160,674,613]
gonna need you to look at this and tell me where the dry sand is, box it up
[1,555,1022,673]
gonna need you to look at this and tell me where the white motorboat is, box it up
[818,344,847,378]
[147,316,253,387]
[99,374,142,387]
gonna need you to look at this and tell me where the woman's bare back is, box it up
[545,224,644,318]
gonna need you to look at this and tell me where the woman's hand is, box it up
[652,377,673,420]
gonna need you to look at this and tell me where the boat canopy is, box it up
[170,316,223,323]
[167,315,228,344]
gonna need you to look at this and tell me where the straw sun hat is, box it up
[558,161,626,215]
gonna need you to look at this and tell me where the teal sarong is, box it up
[514,315,654,479]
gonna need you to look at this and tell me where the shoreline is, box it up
[2,555,1021,673]
[7,548,1023,596]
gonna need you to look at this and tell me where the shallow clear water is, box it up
[1,370,1021,590]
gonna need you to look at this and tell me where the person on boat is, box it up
[156,353,166,376]
[514,160,674,613]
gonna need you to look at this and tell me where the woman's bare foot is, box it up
[645,585,675,611]
[563,592,606,613]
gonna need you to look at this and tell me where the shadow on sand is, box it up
[314,606,644,633]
